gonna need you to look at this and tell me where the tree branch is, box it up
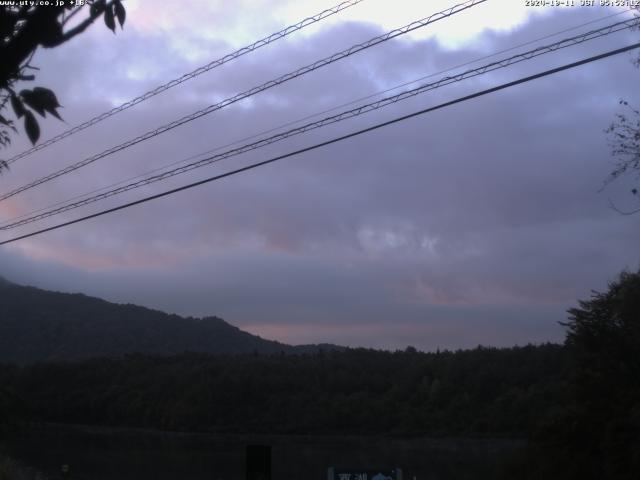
[61,5,84,28]
[607,197,640,216]
[47,2,114,48]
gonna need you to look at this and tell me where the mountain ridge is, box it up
[0,279,341,364]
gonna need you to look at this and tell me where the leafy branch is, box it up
[0,0,126,169]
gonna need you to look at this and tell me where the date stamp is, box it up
[525,0,640,6]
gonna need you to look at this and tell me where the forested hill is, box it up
[0,277,336,363]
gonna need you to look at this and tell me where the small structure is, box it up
[327,468,403,480]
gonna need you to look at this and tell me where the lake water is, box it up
[4,424,525,480]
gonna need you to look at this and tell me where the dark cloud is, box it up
[0,4,638,350]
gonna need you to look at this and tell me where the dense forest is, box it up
[0,270,638,479]
[0,344,568,436]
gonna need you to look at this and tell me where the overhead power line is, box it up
[2,41,639,247]
[0,0,487,203]
[4,0,366,166]
[2,9,630,231]
[2,16,638,231]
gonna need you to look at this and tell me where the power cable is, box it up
[4,6,629,229]
[2,40,638,246]
[2,16,637,231]
[0,0,487,203]
[3,0,367,165]
[2,7,634,230]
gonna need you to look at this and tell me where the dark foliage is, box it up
[0,278,569,439]
[0,344,568,437]
[605,100,640,214]
[521,270,640,480]
[603,7,640,214]
[0,0,125,153]
[1,273,638,478]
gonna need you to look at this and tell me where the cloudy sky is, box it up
[0,0,638,350]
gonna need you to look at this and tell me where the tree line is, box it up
[1,270,638,479]
[0,343,569,437]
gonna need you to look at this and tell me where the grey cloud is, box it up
[0,4,638,349]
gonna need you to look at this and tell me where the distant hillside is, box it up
[0,278,337,363]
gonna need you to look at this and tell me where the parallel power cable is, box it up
[2,9,630,229]
[2,41,639,246]
[0,0,487,203]
[2,7,634,232]
[2,17,638,231]
[4,0,366,166]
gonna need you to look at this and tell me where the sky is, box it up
[0,0,638,350]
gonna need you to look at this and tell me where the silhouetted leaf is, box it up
[23,111,40,145]
[114,0,126,27]
[10,94,25,118]
[20,89,45,116]
[20,88,63,120]
[48,107,62,121]
[104,5,116,32]
[32,87,60,108]
[34,87,62,119]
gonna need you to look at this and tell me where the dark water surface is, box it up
[4,424,525,480]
